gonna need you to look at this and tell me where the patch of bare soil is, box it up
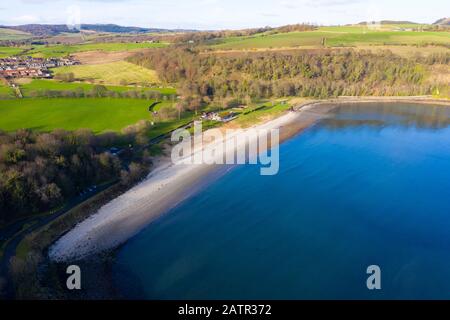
[12,78,32,85]
[44,35,85,45]
[73,48,153,65]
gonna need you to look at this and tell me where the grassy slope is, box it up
[27,42,169,58]
[0,28,32,41]
[20,79,176,97]
[53,61,160,85]
[212,26,450,49]
[0,98,173,133]
[233,102,293,128]
[147,113,194,140]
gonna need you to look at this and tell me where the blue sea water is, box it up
[113,103,450,299]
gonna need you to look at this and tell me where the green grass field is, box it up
[233,102,292,127]
[0,46,28,58]
[0,83,14,98]
[53,61,160,86]
[0,98,173,133]
[19,79,176,97]
[318,24,430,33]
[147,113,195,140]
[211,26,450,50]
[26,42,169,58]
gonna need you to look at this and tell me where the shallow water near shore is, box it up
[113,102,450,299]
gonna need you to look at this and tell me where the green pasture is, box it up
[0,98,174,133]
[234,102,292,127]
[0,46,28,58]
[53,61,160,86]
[211,27,450,49]
[0,83,14,98]
[19,79,176,97]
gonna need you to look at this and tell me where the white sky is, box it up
[0,0,448,30]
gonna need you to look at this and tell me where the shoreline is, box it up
[49,108,329,262]
[48,96,450,262]
[291,96,450,111]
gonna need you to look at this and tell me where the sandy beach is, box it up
[48,97,450,262]
[50,95,450,262]
[49,102,338,262]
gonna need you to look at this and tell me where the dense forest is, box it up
[0,127,150,225]
[129,48,448,106]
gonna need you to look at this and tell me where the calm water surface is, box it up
[113,103,450,299]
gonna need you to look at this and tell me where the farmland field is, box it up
[318,24,430,33]
[26,42,169,58]
[211,27,450,50]
[0,83,14,98]
[0,98,173,132]
[0,46,28,58]
[53,61,160,86]
[0,28,32,41]
[19,79,176,97]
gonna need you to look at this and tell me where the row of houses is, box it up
[0,56,79,79]
[0,67,50,78]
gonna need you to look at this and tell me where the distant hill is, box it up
[0,24,196,37]
[80,24,168,33]
[82,24,196,33]
[0,24,76,36]
[0,27,33,41]
[433,17,450,25]
[357,20,419,25]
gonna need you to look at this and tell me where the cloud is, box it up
[19,0,59,3]
[261,13,280,17]
[20,0,126,3]
[307,0,363,6]
[281,0,362,9]
[10,14,40,24]
[280,1,298,9]
[200,0,219,4]
[1,0,446,29]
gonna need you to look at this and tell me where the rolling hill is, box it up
[0,27,33,40]
[0,24,196,37]
[433,17,450,25]
[357,20,419,25]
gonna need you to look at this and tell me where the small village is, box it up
[0,56,79,79]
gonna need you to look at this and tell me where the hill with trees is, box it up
[0,24,196,37]
[129,47,448,106]
[433,18,450,25]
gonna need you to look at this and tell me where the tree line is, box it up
[129,47,446,105]
[26,84,175,100]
